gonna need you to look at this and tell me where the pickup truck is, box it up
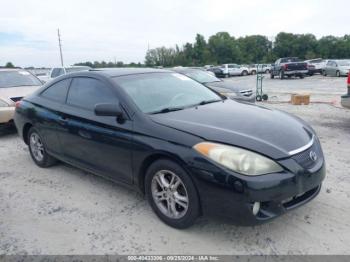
[270,57,308,79]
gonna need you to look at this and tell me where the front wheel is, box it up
[336,71,341,77]
[28,127,57,168]
[270,73,274,79]
[145,159,200,229]
[251,70,256,75]
[265,69,270,74]
[242,70,248,76]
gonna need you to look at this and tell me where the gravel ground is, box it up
[0,74,349,255]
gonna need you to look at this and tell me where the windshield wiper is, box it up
[150,106,185,114]
[196,99,222,106]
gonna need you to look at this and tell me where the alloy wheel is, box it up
[151,170,189,219]
[30,132,44,162]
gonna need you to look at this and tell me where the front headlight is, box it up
[0,99,9,107]
[193,142,283,176]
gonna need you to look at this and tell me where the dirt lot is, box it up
[0,74,349,255]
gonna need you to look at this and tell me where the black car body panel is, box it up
[150,100,312,159]
[14,69,325,225]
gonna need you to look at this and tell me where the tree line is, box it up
[75,61,143,68]
[144,32,350,67]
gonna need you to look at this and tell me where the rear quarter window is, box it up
[41,79,70,103]
[66,77,117,111]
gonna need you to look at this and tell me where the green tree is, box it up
[208,32,240,64]
[5,62,14,68]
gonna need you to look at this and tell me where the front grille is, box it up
[240,89,253,97]
[291,141,323,170]
[10,97,23,102]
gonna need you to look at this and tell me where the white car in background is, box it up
[304,58,327,75]
[39,66,91,83]
[220,64,249,77]
[0,68,42,127]
[247,64,272,75]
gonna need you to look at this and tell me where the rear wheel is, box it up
[336,71,341,77]
[251,70,256,75]
[242,70,248,76]
[28,127,57,168]
[265,69,270,74]
[270,73,274,79]
[145,159,200,229]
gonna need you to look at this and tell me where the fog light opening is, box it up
[252,202,261,216]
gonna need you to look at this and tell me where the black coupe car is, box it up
[14,68,325,228]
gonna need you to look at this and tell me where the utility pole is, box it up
[57,29,64,67]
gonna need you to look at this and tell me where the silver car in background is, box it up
[0,68,42,127]
[323,60,350,77]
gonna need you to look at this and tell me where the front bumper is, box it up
[189,155,325,226]
[0,106,15,124]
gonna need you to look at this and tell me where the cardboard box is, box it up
[291,94,310,105]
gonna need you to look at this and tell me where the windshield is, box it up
[114,72,222,114]
[181,70,220,83]
[0,70,42,88]
[338,60,350,66]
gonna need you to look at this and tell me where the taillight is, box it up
[15,101,21,108]
[347,74,350,85]
[283,64,288,70]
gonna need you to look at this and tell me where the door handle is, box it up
[58,116,68,125]
[78,130,92,139]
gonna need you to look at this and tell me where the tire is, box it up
[270,73,274,79]
[28,127,57,168]
[256,95,262,101]
[262,94,268,101]
[145,159,200,229]
[323,70,327,76]
[241,70,248,76]
[299,75,304,79]
[265,69,270,74]
[224,74,229,78]
[251,70,256,75]
[279,70,284,79]
[336,71,340,77]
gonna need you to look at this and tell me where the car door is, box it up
[57,76,133,184]
[35,78,71,155]
[326,61,334,76]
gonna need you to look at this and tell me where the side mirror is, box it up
[94,103,123,117]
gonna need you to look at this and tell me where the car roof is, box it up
[88,68,172,77]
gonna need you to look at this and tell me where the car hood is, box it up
[205,81,248,93]
[0,85,41,105]
[150,100,313,159]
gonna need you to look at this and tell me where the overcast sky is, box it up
[0,0,349,67]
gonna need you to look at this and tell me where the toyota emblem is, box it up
[309,151,318,162]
